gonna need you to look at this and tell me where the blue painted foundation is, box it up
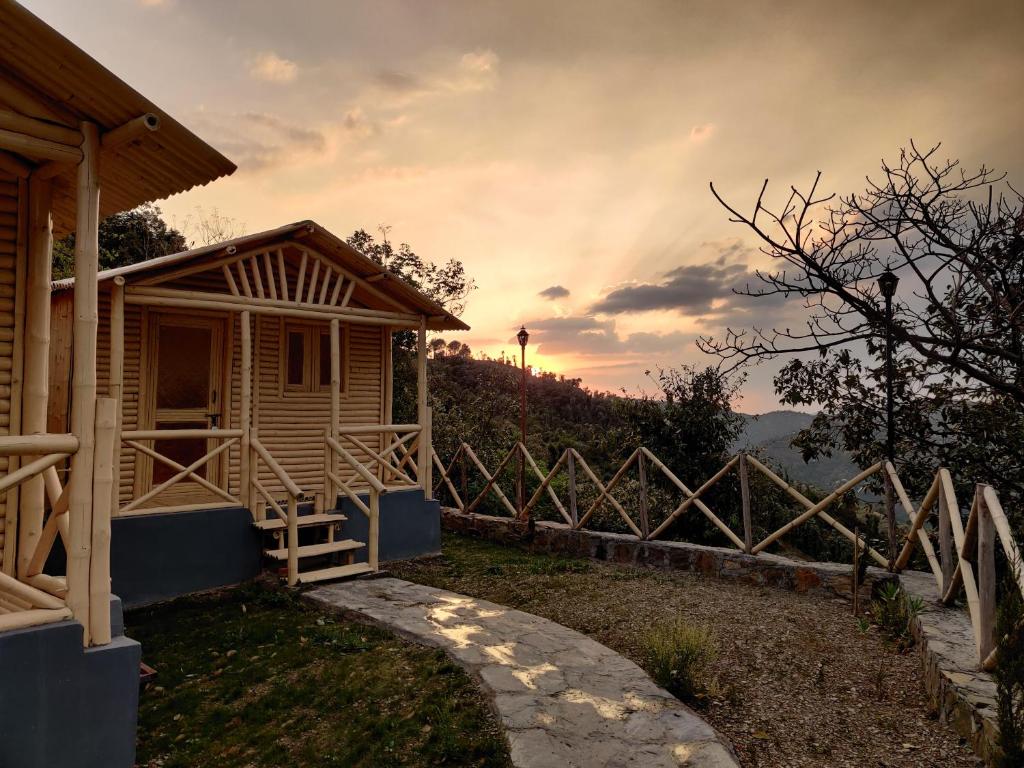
[338,488,441,562]
[0,597,140,768]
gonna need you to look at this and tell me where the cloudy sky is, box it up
[24,0,1024,410]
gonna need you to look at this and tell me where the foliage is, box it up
[642,619,718,704]
[869,581,923,652]
[127,583,510,768]
[52,204,187,279]
[995,568,1024,767]
[701,142,1024,535]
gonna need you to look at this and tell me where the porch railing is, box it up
[435,441,1024,670]
[249,435,303,585]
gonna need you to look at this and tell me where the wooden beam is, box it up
[66,121,101,645]
[89,397,116,645]
[0,127,81,164]
[239,311,252,512]
[0,108,81,146]
[101,113,160,150]
[416,317,428,493]
[328,319,341,504]
[17,177,52,576]
[109,278,125,518]
[0,149,32,178]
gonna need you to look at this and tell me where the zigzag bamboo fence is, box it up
[433,442,1023,670]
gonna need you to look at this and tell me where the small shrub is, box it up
[870,581,923,651]
[643,618,717,704]
[995,568,1024,767]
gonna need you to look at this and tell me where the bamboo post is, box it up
[66,121,100,644]
[416,317,428,490]
[939,477,954,594]
[884,469,897,571]
[17,176,52,576]
[739,452,752,554]
[368,488,380,571]
[567,449,578,527]
[286,494,298,586]
[852,526,861,616]
[239,311,252,514]
[460,449,468,510]
[423,406,433,500]
[109,277,124,517]
[637,450,650,539]
[89,397,116,645]
[328,318,340,505]
[977,485,996,664]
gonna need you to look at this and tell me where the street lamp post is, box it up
[877,269,899,568]
[517,326,529,517]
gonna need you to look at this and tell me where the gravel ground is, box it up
[390,534,983,768]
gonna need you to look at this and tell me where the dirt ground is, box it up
[391,534,983,768]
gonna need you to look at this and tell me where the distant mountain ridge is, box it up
[732,410,863,492]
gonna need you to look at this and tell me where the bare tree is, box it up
[699,141,1024,404]
[176,206,247,247]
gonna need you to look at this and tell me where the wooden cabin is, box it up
[49,221,467,591]
[0,1,235,765]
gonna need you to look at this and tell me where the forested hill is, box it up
[419,352,850,493]
[732,411,862,491]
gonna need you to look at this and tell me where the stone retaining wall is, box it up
[441,508,1002,765]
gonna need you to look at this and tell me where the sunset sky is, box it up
[23,0,1024,411]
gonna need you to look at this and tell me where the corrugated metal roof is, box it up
[53,220,471,332]
[0,0,236,235]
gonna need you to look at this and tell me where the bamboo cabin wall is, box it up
[49,248,389,514]
[0,172,24,569]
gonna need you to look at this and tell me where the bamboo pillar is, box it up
[109,278,125,517]
[939,483,954,594]
[637,451,650,539]
[424,406,433,500]
[286,494,298,586]
[89,397,116,645]
[977,486,996,663]
[368,488,380,571]
[739,453,752,554]
[239,311,252,513]
[66,122,100,644]
[17,177,52,576]
[328,319,340,505]
[567,450,578,527]
[416,317,428,494]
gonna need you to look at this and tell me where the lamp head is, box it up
[877,270,899,299]
[517,325,529,349]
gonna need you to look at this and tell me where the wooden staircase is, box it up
[253,509,374,585]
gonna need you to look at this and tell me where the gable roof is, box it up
[53,220,470,332]
[0,0,236,236]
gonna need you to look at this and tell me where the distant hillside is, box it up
[732,411,865,492]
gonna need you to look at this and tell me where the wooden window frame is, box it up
[279,320,348,396]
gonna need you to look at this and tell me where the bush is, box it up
[642,618,717,703]
[870,581,923,651]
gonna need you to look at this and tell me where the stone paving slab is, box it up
[307,578,739,768]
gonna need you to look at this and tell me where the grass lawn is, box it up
[391,534,982,768]
[127,583,511,768]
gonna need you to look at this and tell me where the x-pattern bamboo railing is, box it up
[433,441,1024,670]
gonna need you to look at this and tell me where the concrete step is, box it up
[252,513,346,532]
[297,563,374,584]
[264,539,364,561]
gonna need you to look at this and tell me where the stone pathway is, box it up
[307,578,738,768]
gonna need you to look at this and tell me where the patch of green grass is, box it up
[127,583,511,768]
[641,619,717,704]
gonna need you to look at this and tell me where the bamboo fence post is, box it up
[884,468,897,571]
[739,452,752,554]
[239,310,252,514]
[567,449,578,527]
[110,278,125,517]
[17,176,52,576]
[424,406,433,500]
[66,121,100,644]
[852,525,861,616]
[637,450,650,539]
[460,449,468,510]
[416,317,428,489]
[938,475,954,594]
[286,493,298,586]
[976,485,996,663]
[89,397,116,645]
[369,488,380,571]
[328,318,340,505]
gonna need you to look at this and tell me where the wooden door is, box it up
[142,314,225,504]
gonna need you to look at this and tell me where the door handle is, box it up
[207,413,221,429]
